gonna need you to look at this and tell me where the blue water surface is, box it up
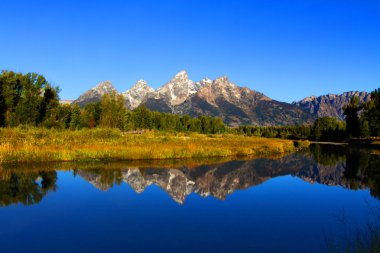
[0,145,379,253]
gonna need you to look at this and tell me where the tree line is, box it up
[235,117,346,141]
[0,70,60,127]
[71,92,227,134]
[1,70,379,140]
[0,71,226,134]
[227,89,380,141]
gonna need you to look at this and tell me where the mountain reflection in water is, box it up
[0,144,379,206]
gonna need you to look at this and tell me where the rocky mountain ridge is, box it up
[293,91,370,120]
[72,70,370,125]
[73,70,316,126]
[75,80,117,107]
[122,80,154,109]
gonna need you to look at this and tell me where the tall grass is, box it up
[0,127,309,163]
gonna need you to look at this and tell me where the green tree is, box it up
[38,85,60,125]
[14,73,51,126]
[0,71,59,127]
[82,102,101,128]
[70,103,82,129]
[312,117,346,141]
[133,106,153,130]
[99,92,126,129]
[359,119,370,138]
[344,96,361,137]
[0,71,23,126]
[362,88,380,136]
[56,104,72,129]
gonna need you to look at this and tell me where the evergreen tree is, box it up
[70,103,82,129]
[344,96,361,138]
[312,117,346,141]
[38,85,60,125]
[363,88,380,136]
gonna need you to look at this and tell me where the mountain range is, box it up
[76,153,367,204]
[72,70,370,126]
[2,147,378,206]
[293,91,370,120]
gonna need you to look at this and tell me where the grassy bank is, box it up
[0,128,309,163]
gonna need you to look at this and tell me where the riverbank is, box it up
[346,137,380,148]
[310,138,380,148]
[0,128,309,163]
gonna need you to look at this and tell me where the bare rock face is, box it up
[72,71,369,126]
[169,76,316,126]
[294,91,370,120]
[139,73,316,126]
[122,80,154,109]
[142,70,202,112]
[74,81,117,107]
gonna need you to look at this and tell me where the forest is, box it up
[1,70,379,142]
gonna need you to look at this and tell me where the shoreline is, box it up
[0,128,309,164]
[310,138,380,148]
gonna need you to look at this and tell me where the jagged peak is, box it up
[131,79,153,91]
[201,77,212,84]
[174,70,188,78]
[213,76,238,89]
[298,91,369,103]
[299,95,317,102]
[214,76,230,83]
[169,70,189,83]
[94,80,115,90]
[122,80,154,96]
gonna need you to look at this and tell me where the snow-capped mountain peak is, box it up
[122,80,154,109]
[94,80,115,91]
[152,70,201,106]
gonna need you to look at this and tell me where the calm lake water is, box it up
[0,144,379,253]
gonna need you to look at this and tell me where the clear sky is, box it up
[1,0,379,102]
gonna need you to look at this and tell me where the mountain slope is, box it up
[142,75,316,126]
[74,81,116,107]
[142,70,202,112]
[71,71,353,126]
[122,80,154,109]
[294,91,370,120]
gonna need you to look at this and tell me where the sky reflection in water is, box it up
[0,144,379,253]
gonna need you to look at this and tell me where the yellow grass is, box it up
[0,127,309,163]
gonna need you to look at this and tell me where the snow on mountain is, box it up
[150,70,202,106]
[122,80,154,109]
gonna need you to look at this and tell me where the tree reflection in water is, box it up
[0,170,57,206]
[0,144,379,206]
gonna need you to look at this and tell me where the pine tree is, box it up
[363,88,380,136]
[70,103,82,130]
[344,96,361,138]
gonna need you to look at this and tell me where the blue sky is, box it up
[1,0,379,102]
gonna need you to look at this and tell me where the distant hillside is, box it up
[293,91,370,120]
